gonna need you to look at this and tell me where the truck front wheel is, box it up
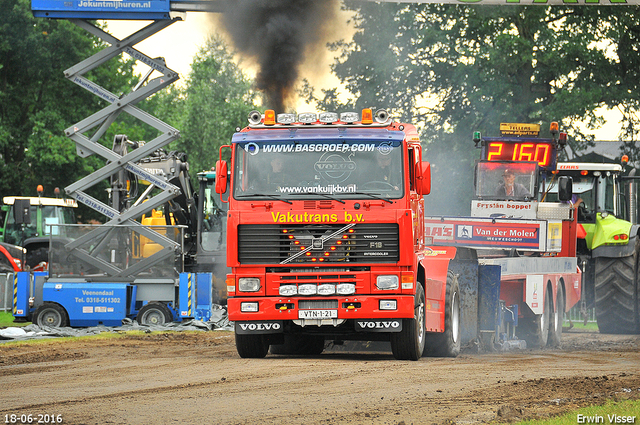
[594,239,640,334]
[390,282,426,360]
[235,334,269,358]
[33,303,69,327]
[424,271,461,357]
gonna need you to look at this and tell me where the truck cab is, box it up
[217,109,443,360]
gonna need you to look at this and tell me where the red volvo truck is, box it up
[216,112,581,359]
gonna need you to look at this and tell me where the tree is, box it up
[156,35,259,177]
[0,0,139,205]
[318,4,640,214]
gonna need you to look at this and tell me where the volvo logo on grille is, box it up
[235,321,283,334]
[355,320,402,332]
[312,238,324,249]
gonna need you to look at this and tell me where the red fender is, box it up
[418,246,456,332]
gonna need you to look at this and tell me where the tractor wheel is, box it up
[424,271,461,357]
[594,239,640,334]
[235,334,269,358]
[548,284,565,347]
[521,286,551,348]
[26,247,48,270]
[33,303,69,327]
[390,282,426,360]
[270,334,325,355]
[137,303,173,325]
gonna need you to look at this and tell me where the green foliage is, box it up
[0,0,139,210]
[318,4,640,214]
[156,35,259,178]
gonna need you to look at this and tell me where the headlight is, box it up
[279,285,297,296]
[317,284,336,295]
[298,284,317,296]
[241,302,259,312]
[376,275,399,290]
[336,283,356,295]
[238,278,261,292]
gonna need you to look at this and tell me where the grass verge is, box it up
[509,399,640,425]
[0,311,30,327]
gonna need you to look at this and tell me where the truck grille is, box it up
[238,223,399,265]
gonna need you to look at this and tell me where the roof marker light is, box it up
[361,108,373,125]
[264,110,276,126]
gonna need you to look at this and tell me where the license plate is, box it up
[298,309,338,319]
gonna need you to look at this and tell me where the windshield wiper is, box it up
[348,191,394,204]
[287,191,346,204]
[235,193,293,205]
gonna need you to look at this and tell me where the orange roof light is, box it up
[550,122,559,132]
[37,185,44,196]
[361,108,373,125]
[622,155,629,165]
[264,110,276,126]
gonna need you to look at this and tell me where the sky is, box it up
[103,10,349,113]
[103,11,624,142]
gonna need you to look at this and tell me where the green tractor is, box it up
[550,162,639,334]
[0,187,78,269]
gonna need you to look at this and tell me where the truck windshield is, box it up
[232,139,404,200]
[475,161,537,201]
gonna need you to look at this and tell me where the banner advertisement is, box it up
[425,217,548,251]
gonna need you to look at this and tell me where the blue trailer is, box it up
[13,271,216,326]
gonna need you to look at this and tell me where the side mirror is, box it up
[558,176,573,202]
[215,160,228,194]
[415,162,431,196]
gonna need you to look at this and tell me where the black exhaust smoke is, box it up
[217,0,338,112]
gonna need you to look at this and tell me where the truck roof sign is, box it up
[499,123,541,137]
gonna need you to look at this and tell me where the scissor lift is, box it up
[10,1,228,326]
[31,0,224,278]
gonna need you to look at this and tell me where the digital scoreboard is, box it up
[485,140,556,168]
[481,123,558,171]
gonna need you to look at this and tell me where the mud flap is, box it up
[478,265,501,350]
[448,260,479,346]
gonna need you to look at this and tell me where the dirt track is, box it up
[0,329,639,425]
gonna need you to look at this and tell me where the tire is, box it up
[424,271,461,357]
[594,239,640,334]
[548,284,565,347]
[390,282,426,360]
[137,303,173,325]
[521,286,551,348]
[235,334,269,358]
[270,334,325,355]
[26,247,48,269]
[33,303,69,327]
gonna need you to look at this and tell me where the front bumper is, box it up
[228,294,415,323]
